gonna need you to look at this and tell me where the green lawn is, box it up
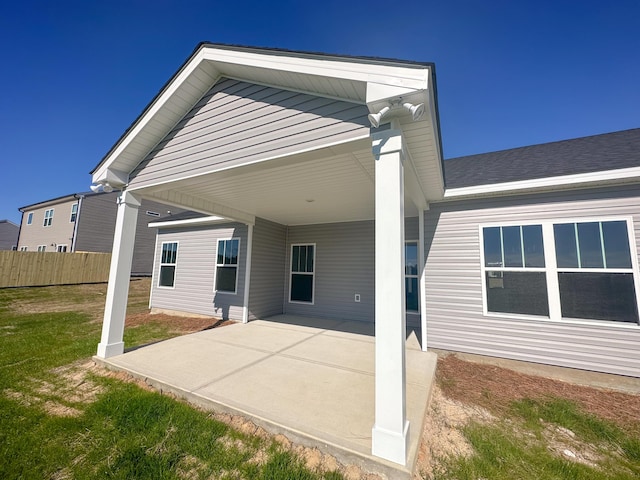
[0,282,343,480]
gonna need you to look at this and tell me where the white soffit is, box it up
[92,44,433,185]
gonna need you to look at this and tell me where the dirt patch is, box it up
[435,354,640,432]
[125,312,234,335]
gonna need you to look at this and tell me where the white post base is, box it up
[372,421,410,465]
[96,341,125,358]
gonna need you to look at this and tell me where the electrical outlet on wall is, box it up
[354,293,361,302]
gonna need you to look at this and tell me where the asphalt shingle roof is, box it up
[444,128,640,189]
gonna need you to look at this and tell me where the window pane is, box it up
[554,223,578,268]
[217,240,225,265]
[483,227,502,267]
[291,274,313,302]
[159,265,175,287]
[523,225,545,267]
[299,246,307,273]
[502,226,522,267]
[405,277,419,312]
[405,242,418,275]
[602,221,632,268]
[292,246,300,272]
[216,266,237,292]
[306,245,314,273]
[226,239,239,265]
[486,271,549,316]
[558,272,638,323]
[577,222,603,268]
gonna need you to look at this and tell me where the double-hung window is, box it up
[290,244,315,303]
[405,241,420,313]
[554,221,637,322]
[37,245,46,252]
[43,209,54,227]
[481,219,639,324]
[215,239,240,293]
[158,242,178,288]
[483,225,548,316]
[70,203,78,222]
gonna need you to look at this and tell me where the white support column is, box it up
[242,223,254,324]
[97,191,141,358]
[419,208,428,352]
[371,128,409,465]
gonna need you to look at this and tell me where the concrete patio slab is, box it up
[95,315,437,479]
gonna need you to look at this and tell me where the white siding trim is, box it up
[419,209,427,351]
[242,224,254,323]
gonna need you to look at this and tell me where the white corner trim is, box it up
[149,215,227,228]
[444,166,640,199]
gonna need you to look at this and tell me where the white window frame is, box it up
[43,209,54,227]
[26,212,33,225]
[479,216,640,327]
[37,245,46,252]
[70,203,78,223]
[19,246,27,251]
[158,241,178,289]
[214,237,240,295]
[289,243,316,305]
[57,244,68,253]
[405,240,420,314]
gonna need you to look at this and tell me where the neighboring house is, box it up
[17,192,189,275]
[90,43,640,465]
[0,220,19,250]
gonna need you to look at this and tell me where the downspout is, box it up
[71,194,85,252]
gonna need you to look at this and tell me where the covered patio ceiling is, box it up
[133,137,434,226]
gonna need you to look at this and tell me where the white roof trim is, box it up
[92,44,432,186]
[149,215,227,228]
[444,165,640,199]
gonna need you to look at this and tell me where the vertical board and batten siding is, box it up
[247,218,287,319]
[424,185,640,377]
[127,78,370,189]
[150,223,247,320]
[284,218,419,325]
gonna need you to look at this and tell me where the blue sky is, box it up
[1,1,639,224]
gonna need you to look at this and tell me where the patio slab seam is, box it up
[186,324,337,392]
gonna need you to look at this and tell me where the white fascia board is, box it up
[444,166,640,199]
[148,215,227,228]
[201,48,430,91]
[92,49,216,183]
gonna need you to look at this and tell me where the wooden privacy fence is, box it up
[0,251,111,288]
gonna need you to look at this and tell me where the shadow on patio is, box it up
[94,315,437,478]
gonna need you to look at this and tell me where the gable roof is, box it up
[444,127,640,192]
[90,42,443,202]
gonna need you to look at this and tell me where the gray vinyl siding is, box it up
[248,217,287,320]
[75,194,190,275]
[150,223,248,320]
[283,218,419,324]
[424,184,640,377]
[0,221,19,250]
[74,192,119,252]
[128,78,370,189]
